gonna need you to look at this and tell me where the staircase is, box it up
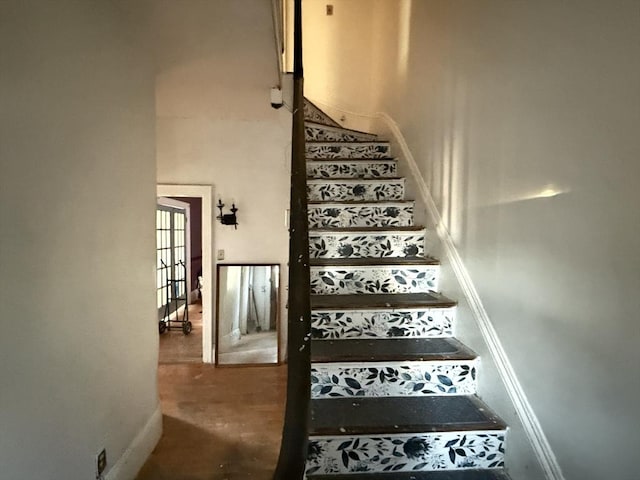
[302,99,511,480]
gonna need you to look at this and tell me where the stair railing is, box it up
[273,0,310,479]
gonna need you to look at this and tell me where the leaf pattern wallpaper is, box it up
[309,232,425,259]
[305,432,505,475]
[311,361,477,398]
[311,308,455,339]
[306,143,391,159]
[307,160,397,179]
[309,266,439,295]
[308,204,414,228]
[306,125,377,142]
[307,180,405,202]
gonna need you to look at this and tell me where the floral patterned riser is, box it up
[305,125,377,142]
[307,181,405,202]
[304,101,340,127]
[310,267,439,295]
[311,308,455,339]
[306,144,391,159]
[311,360,477,398]
[305,431,505,475]
[308,205,414,228]
[307,161,397,179]
[309,233,424,259]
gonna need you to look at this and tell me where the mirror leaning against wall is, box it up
[215,264,280,366]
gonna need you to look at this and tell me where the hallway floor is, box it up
[137,302,287,480]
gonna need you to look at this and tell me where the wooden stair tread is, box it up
[307,140,390,145]
[311,292,456,309]
[308,469,511,480]
[311,337,475,363]
[310,395,506,436]
[310,257,439,267]
[310,226,425,233]
[309,200,413,205]
[307,157,396,161]
[308,177,404,181]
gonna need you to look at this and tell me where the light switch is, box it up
[326,4,333,15]
[217,249,225,260]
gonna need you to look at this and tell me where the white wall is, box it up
[151,0,291,360]
[0,2,159,479]
[303,1,640,479]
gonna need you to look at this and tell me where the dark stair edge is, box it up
[307,469,511,480]
[307,140,390,145]
[310,337,477,363]
[311,292,457,310]
[310,226,426,232]
[310,257,439,267]
[307,157,397,162]
[309,200,414,205]
[309,395,506,436]
[308,177,405,181]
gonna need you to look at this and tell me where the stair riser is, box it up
[309,231,425,259]
[307,160,398,179]
[304,101,341,127]
[308,204,414,229]
[311,360,477,398]
[307,143,391,159]
[308,180,405,202]
[310,265,439,295]
[305,125,377,142]
[306,431,505,476]
[311,307,455,340]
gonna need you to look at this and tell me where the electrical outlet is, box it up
[217,249,225,260]
[96,449,107,478]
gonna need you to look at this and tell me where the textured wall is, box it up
[0,1,159,478]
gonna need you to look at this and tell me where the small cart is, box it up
[159,260,192,335]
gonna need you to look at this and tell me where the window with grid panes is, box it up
[156,205,187,318]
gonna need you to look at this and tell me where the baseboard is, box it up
[376,111,565,480]
[105,405,162,480]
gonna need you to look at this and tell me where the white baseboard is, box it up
[105,405,162,480]
[376,111,565,480]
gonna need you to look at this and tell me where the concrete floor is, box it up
[137,302,287,480]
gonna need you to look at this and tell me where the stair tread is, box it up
[308,177,404,182]
[311,257,439,267]
[310,226,425,233]
[309,200,413,205]
[307,157,396,161]
[307,140,390,145]
[305,121,378,137]
[310,395,506,436]
[311,292,456,309]
[308,469,511,480]
[311,337,475,363]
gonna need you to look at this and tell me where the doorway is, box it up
[157,184,213,363]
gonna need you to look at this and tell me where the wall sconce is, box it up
[217,199,239,229]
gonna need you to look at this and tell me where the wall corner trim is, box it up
[376,111,565,480]
[105,404,162,480]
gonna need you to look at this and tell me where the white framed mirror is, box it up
[215,264,280,366]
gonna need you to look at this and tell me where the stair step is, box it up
[306,397,505,475]
[311,396,505,435]
[311,293,456,340]
[308,471,511,480]
[307,159,398,179]
[304,99,341,127]
[311,338,475,363]
[310,259,439,295]
[311,292,455,309]
[309,227,426,259]
[308,201,414,228]
[308,178,405,202]
[307,141,391,159]
[311,358,477,398]
[305,121,378,142]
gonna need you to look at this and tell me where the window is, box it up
[156,205,187,317]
